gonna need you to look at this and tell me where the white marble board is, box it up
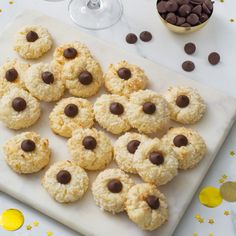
[0,11,236,236]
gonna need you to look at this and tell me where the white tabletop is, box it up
[0,0,236,236]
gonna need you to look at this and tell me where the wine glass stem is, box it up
[87,0,102,10]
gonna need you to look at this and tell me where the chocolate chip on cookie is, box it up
[78,71,93,85]
[21,139,36,152]
[109,102,124,115]
[64,104,78,117]
[117,68,131,80]
[146,195,160,209]
[143,102,156,114]
[176,95,190,108]
[82,136,97,150]
[5,68,18,82]
[26,31,39,42]
[41,71,54,84]
[12,97,27,112]
[107,179,123,193]
[56,170,72,184]
[149,152,164,165]
[173,134,188,147]
[63,47,78,59]
[127,140,141,154]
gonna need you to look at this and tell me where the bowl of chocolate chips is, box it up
[156,0,214,33]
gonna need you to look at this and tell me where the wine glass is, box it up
[68,0,123,30]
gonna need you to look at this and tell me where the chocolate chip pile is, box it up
[156,0,214,27]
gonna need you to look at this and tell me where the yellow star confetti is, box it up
[9,1,14,4]
[230,150,235,156]
[230,19,235,23]
[26,225,32,230]
[222,174,228,179]
[33,221,39,227]
[47,231,53,236]
[220,0,224,2]
[198,218,204,223]
[219,178,225,184]
[209,233,214,236]
[193,233,198,236]
[208,218,215,224]
[224,210,230,216]
[195,214,201,220]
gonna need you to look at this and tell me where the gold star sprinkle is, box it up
[208,218,215,224]
[26,225,32,230]
[220,0,224,2]
[9,1,14,4]
[198,218,204,223]
[230,150,236,156]
[222,174,228,179]
[33,221,39,227]
[47,231,53,236]
[195,214,201,220]
[230,19,235,23]
[224,210,230,216]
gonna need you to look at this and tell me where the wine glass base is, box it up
[68,0,123,30]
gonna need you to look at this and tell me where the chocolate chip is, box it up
[139,31,152,42]
[199,13,209,23]
[127,140,141,154]
[41,71,54,84]
[79,71,93,85]
[184,42,196,55]
[202,3,211,14]
[181,23,191,27]
[21,139,36,152]
[56,170,71,184]
[157,1,167,14]
[176,16,186,26]
[178,4,192,17]
[208,52,220,65]
[143,102,156,114]
[182,60,195,72]
[177,0,190,5]
[176,95,190,108]
[187,13,199,25]
[149,152,164,165]
[204,0,213,10]
[146,195,160,209]
[109,102,124,115]
[12,97,27,112]
[126,33,138,44]
[5,68,18,82]
[64,104,78,117]
[173,135,188,147]
[190,0,203,4]
[107,179,123,193]
[166,13,177,24]
[166,0,178,12]
[26,31,39,42]
[192,5,202,16]
[63,48,78,59]
[82,136,97,150]
[117,68,131,80]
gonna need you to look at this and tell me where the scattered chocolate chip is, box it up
[149,152,164,165]
[63,48,78,59]
[208,52,220,65]
[21,139,36,152]
[26,31,39,42]
[109,102,124,115]
[182,60,195,72]
[178,4,192,17]
[64,104,78,117]
[107,179,123,193]
[157,1,167,14]
[184,42,196,54]
[166,0,178,12]
[143,102,156,114]
[146,195,160,209]
[41,71,54,84]
[199,13,209,23]
[190,0,203,4]
[176,95,190,108]
[176,16,186,26]
[173,135,188,147]
[56,170,71,184]
[177,0,190,5]
[79,71,93,85]
[117,68,131,80]
[12,97,27,112]
[166,12,177,24]
[82,136,97,150]
[139,31,152,42]
[127,140,141,154]
[5,68,18,82]
[192,5,202,16]
[187,13,199,25]
[126,33,138,44]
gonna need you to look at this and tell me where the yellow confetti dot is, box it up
[195,214,201,220]
[26,225,32,230]
[230,19,235,23]
[47,231,53,236]
[224,210,230,216]
[199,186,223,208]
[208,218,214,224]
[230,150,235,156]
[33,221,39,227]
[198,218,204,223]
[9,1,14,4]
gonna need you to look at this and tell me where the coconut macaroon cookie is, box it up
[52,41,91,74]
[42,160,89,203]
[49,97,94,138]
[114,132,149,174]
[92,168,134,214]
[3,132,50,174]
[62,57,103,98]
[104,60,148,96]
[67,128,113,171]
[94,94,131,135]
[134,138,178,186]
[0,59,29,97]
[0,87,41,130]
[14,25,53,59]
[164,86,206,124]
[161,127,207,170]
[24,62,65,102]
[125,183,168,231]
[127,90,170,134]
